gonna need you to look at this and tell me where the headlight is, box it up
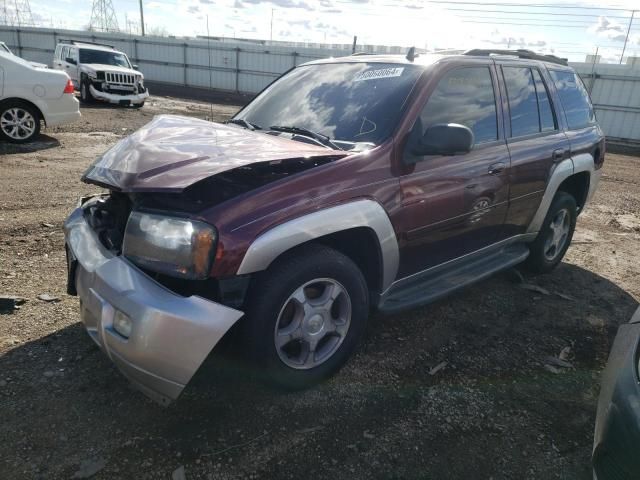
[122,212,217,279]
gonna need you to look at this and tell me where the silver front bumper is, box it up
[89,85,149,105]
[64,206,244,405]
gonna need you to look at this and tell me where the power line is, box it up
[440,7,632,19]
[421,1,635,11]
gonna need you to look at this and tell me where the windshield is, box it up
[79,49,131,68]
[235,62,423,147]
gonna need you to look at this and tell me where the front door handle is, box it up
[488,162,506,175]
[552,148,566,161]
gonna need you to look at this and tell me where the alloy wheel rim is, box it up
[1,108,36,140]
[274,278,352,370]
[543,208,570,261]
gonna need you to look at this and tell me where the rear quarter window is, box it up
[549,70,595,130]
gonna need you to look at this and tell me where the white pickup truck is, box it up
[0,50,80,143]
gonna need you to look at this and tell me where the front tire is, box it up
[242,244,369,389]
[80,79,94,104]
[0,101,41,143]
[524,191,577,274]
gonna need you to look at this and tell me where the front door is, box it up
[62,47,79,85]
[396,63,510,278]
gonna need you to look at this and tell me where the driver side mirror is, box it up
[411,123,474,158]
[132,64,139,70]
[65,57,77,65]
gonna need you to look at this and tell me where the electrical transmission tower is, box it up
[89,0,119,32]
[1,0,36,27]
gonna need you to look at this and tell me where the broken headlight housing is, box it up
[122,211,216,280]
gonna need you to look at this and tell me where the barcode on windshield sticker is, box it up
[353,67,404,82]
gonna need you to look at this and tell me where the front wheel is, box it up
[0,101,41,143]
[80,80,94,104]
[524,191,577,274]
[242,244,369,389]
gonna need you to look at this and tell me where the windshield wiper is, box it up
[226,118,262,131]
[269,125,342,150]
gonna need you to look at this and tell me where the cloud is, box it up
[187,5,200,14]
[235,0,314,9]
[483,35,546,49]
[589,16,629,42]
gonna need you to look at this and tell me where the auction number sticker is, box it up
[354,67,405,82]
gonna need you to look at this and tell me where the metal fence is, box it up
[0,26,349,94]
[1,26,640,145]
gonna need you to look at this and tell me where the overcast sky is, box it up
[21,0,640,62]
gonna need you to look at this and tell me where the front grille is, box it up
[105,72,135,85]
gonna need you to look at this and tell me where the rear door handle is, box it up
[552,148,566,161]
[488,162,506,175]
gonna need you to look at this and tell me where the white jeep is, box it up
[53,40,149,108]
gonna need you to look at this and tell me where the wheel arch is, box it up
[526,153,595,234]
[236,199,399,292]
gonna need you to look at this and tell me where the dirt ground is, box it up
[1,95,639,480]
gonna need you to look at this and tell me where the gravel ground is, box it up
[1,95,639,480]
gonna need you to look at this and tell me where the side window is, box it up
[532,69,556,132]
[70,48,78,63]
[419,66,498,144]
[502,67,540,137]
[549,70,595,130]
[62,46,69,61]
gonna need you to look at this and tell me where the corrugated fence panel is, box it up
[1,27,639,142]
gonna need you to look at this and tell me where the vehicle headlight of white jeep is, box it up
[122,211,217,279]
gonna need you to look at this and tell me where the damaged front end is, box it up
[65,115,346,404]
[65,194,244,405]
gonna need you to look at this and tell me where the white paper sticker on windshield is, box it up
[353,67,404,82]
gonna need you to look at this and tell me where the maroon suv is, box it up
[64,49,604,404]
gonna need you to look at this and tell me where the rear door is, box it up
[547,69,603,169]
[396,62,511,277]
[496,62,571,236]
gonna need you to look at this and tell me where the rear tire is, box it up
[241,244,369,390]
[524,191,577,274]
[0,101,41,143]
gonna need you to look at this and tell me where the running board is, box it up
[378,243,530,313]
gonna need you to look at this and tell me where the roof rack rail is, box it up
[463,49,568,66]
[59,39,115,50]
[350,52,374,56]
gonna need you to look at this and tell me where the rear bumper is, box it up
[592,307,640,479]
[43,94,81,127]
[63,203,243,405]
[89,85,149,105]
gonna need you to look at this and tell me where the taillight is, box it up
[63,79,75,94]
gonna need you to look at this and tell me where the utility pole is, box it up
[270,8,274,42]
[139,0,145,36]
[352,35,357,54]
[620,10,635,64]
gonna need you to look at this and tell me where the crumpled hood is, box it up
[82,115,345,192]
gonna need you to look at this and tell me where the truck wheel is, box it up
[0,101,41,143]
[524,191,577,274]
[80,80,94,104]
[242,244,369,389]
